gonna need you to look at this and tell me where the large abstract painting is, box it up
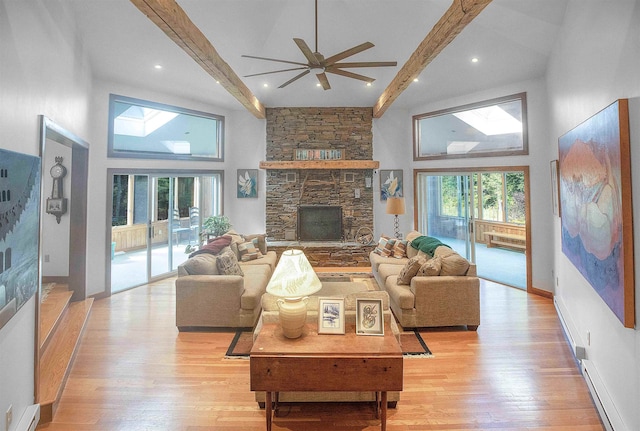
[0,149,41,329]
[558,99,634,328]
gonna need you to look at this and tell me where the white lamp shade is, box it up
[266,249,322,298]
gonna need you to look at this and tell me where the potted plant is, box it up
[202,215,232,238]
[184,215,232,254]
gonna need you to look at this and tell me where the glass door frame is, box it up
[106,168,224,296]
[413,166,532,292]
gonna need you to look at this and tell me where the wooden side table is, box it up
[250,322,403,431]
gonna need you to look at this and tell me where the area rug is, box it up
[225,328,432,358]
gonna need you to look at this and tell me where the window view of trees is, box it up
[438,172,525,225]
[112,174,128,226]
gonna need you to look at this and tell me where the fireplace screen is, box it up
[297,206,342,241]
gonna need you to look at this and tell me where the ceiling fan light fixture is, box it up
[309,65,325,74]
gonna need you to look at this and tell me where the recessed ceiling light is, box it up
[263,83,269,88]
[154,64,163,69]
[413,78,419,82]
[316,83,322,87]
[471,57,479,63]
[366,82,372,87]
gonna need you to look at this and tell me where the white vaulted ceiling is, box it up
[68,0,568,116]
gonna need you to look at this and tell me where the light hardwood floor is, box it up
[37,277,604,430]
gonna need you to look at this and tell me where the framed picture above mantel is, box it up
[295,148,344,161]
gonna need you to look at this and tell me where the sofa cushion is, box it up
[373,235,395,257]
[182,254,219,275]
[189,235,232,257]
[240,265,271,310]
[377,263,404,284]
[216,248,244,276]
[417,256,442,276]
[397,255,427,285]
[392,240,408,258]
[436,247,470,276]
[385,276,415,309]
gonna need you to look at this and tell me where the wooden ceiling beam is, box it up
[373,0,492,118]
[130,0,266,119]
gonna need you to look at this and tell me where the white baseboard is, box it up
[582,360,627,431]
[15,404,39,431]
[553,297,586,360]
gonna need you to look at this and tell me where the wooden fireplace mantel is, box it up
[259,160,379,170]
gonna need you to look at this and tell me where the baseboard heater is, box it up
[15,404,39,431]
[582,360,627,431]
[553,297,586,360]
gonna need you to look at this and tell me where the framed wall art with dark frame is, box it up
[237,169,258,198]
[380,169,403,201]
[0,148,41,329]
[558,99,634,328]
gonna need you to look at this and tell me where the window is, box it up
[108,94,224,160]
[413,93,528,160]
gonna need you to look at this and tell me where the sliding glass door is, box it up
[110,171,222,294]
[416,168,529,290]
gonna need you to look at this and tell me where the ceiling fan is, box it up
[241,0,397,90]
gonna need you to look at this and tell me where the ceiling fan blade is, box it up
[241,54,308,67]
[325,68,375,83]
[244,67,308,78]
[293,38,321,66]
[316,72,331,90]
[323,42,374,65]
[331,61,397,68]
[278,70,311,88]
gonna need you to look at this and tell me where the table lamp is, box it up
[265,249,322,338]
[386,196,405,239]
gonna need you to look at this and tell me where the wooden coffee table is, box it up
[250,322,403,431]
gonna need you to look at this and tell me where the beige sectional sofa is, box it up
[175,233,277,330]
[370,231,480,330]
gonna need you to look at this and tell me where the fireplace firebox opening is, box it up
[297,206,342,241]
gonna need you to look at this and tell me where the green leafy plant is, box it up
[202,215,232,238]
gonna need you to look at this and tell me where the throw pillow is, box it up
[439,251,470,276]
[397,255,427,285]
[373,235,395,257]
[238,240,263,262]
[182,254,219,275]
[417,256,442,276]
[216,248,244,276]
[392,240,408,259]
[244,233,268,255]
[188,235,232,258]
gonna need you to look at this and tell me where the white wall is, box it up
[547,1,640,430]
[0,1,92,430]
[397,78,554,293]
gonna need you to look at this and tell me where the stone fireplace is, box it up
[261,107,377,265]
[263,107,376,240]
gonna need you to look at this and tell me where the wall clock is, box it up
[46,156,68,223]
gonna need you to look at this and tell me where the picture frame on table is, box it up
[355,298,384,336]
[317,297,345,334]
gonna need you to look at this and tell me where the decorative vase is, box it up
[276,297,309,339]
